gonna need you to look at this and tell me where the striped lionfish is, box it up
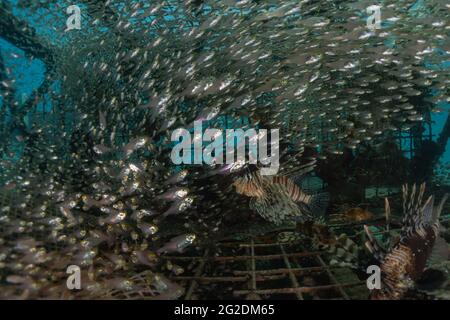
[232,163,329,225]
[364,184,449,300]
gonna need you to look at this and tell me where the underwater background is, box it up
[0,0,449,300]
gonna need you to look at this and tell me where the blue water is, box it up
[1,1,449,167]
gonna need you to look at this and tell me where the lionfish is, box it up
[232,163,329,225]
[364,184,449,300]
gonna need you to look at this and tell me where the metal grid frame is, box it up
[164,236,366,300]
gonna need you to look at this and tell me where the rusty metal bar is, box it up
[290,255,321,300]
[254,274,287,281]
[315,255,350,300]
[184,249,209,300]
[244,244,252,294]
[171,274,289,283]
[219,241,303,248]
[233,282,364,296]
[250,239,257,291]
[279,244,303,300]
[172,276,248,282]
[233,266,333,276]
[161,251,322,262]
[329,217,401,229]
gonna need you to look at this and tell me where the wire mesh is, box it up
[164,234,367,300]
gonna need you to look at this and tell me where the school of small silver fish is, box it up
[0,0,449,299]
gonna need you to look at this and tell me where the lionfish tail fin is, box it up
[308,192,330,216]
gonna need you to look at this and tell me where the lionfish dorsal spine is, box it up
[364,225,385,261]
[435,193,449,221]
